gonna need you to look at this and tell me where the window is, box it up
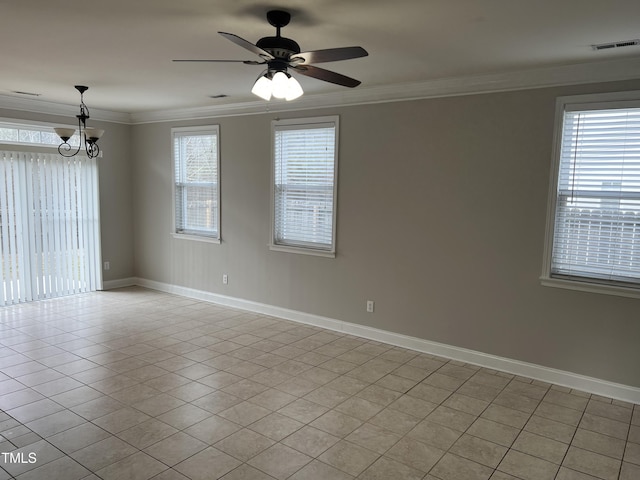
[172,126,220,242]
[0,121,80,147]
[271,116,338,256]
[0,121,102,305]
[542,92,640,296]
[0,149,102,305]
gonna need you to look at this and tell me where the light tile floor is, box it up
[0,287,637,480]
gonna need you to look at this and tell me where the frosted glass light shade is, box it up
[251,71,304,101]
[251,75,272,100]
[285,76,303,101]
[54,127,76,141]
[84,128,104,141]
[271,71,289,99]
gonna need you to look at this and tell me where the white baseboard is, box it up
[120,277,640,404]
[102,277,138,290]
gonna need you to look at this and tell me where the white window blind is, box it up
[273,118,338,253]
[173,127,220,239]
[551,107,640,285]
[0,150,101,306]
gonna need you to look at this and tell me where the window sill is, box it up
[171,233,220,244]
[269,244,335,258]
[540,276,640,300]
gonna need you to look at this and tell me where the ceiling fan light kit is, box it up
[174,10,368,102]
[252,70,304,101]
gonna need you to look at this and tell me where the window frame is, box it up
[0,118,82,149]
[171,125,221,244]
[541,90,640,299]
[270,116,339,257]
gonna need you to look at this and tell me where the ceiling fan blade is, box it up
[172,59,265,65]
[292,46,368,65]
[219,32,274,60]
[292,65,361,88]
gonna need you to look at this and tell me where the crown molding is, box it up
[0,93,131,124]
[1,58,639,125]
[130,57,640,124]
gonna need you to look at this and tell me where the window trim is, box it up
[269,116,339,257]
[0,118,83,150]
[541,90,640,299]
[171,125,221,244]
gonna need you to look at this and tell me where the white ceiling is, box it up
[2,0,640,117]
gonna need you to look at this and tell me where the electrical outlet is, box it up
[103,261,110,271]
[366,300,374,313]
[222,274,228,285]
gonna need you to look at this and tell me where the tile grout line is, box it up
[442,370,544,480]
[618,409,633,480]
[0,289,638,480]
[552,402,587,480]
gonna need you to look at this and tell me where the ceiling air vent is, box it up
[592,39,640,51]
[11,90,41,96]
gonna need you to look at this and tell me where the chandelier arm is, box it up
[58,115,84,157]
[86,141,99,159]
[58,141,81,157]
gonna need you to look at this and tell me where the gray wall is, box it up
[0,108,134,283]
[132,80,640,387]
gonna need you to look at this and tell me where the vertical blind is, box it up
[551,107,640,284]
[0,150,101,306]
[173,129,219,238]
[274,122,337,250]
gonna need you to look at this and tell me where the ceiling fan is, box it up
[173,10,368,101]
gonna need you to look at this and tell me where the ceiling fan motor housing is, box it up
[258,10,300,60]
[256,36,301,59]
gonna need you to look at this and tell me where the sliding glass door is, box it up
[0,150,102,305]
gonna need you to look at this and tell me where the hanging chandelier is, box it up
[55,85,104,159]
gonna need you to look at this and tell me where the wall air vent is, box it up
[592,39,640,51]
